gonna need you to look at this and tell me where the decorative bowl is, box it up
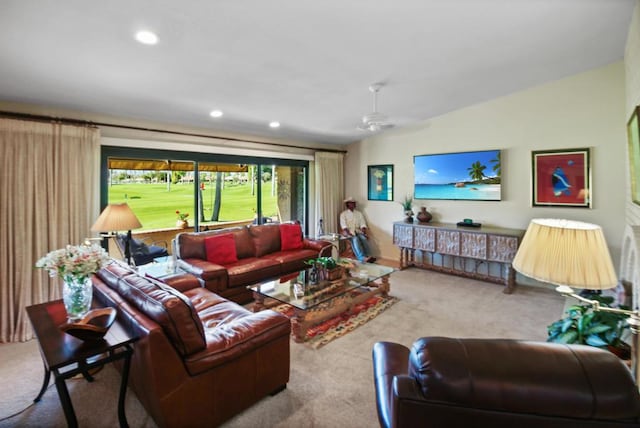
[60,307,117,341]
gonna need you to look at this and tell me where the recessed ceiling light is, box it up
[135,30,158,45]
[269,121,280,128]
[209,110,223,118]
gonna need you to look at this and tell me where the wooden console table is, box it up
[393,221,524,293]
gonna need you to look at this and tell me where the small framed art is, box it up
[531,148,591,208]
[628,106,640,205]
[368,164,393,201]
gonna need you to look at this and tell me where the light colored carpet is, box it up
[0,268,564,428]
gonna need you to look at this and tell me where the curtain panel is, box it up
[0,118,100,342]
[314,151,344,235]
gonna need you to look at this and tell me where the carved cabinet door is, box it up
[488,235,520,262]
[460,232,487,259]
[393,224,414,247]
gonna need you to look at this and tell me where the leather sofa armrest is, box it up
[304,238,333,256]
[177,258,227,280]
[394,374,426,401]
[373,341,412,428]
[162,273,202,293]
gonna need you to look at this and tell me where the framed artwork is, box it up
[368,164,393,201]
[628,106,640,205]
[531,148,591,208]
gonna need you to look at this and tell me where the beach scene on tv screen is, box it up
[414,150,501,201]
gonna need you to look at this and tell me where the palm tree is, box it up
[467,161,487,181]
[490,152,501,176]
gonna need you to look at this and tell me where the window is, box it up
[100,146,309,234]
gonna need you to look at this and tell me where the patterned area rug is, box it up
[271,294,398,349]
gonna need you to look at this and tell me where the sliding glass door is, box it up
[100,146,309,234]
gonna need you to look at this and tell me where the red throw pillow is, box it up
[280,223,303,251]
[204,234,238,265]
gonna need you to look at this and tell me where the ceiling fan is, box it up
[357,83,395,132]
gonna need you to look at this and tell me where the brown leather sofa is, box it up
[373,337,640,428]
[175,222,331,303]
[92,261,291,428]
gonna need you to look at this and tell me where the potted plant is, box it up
[175,210,189,228]
[547,294,631,360]
[305,256,344,281]
[400,195,414,222]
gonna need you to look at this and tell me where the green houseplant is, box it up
[547,295,631,359]
[305,256,348,281]
[400,195,413,222]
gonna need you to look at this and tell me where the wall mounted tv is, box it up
[414,149,501,201]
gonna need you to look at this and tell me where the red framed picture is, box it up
[531,148,591,208]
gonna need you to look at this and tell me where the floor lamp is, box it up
[512,218,640,379]
[91,203,142,266]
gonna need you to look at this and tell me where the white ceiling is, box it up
[0,0,634,145]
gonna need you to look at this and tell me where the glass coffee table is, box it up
[249,260,394,342]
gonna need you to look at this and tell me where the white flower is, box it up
[35,244,111,281]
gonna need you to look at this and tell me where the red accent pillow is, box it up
[204,234,238,265]
[280,223,303,251]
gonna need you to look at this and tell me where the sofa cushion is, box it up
[263,248,319,273]
[205,233,238,265]
[96,262,206,357]
[178,227,255,260]
[280,223,303,251]
[249,224,282,257]
[225,257,282,287]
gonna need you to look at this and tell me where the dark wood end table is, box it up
[26,300,137,428]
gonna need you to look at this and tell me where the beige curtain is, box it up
[0,118,100,342]
[314,151,344,235]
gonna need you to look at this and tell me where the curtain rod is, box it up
[0,110,348,154]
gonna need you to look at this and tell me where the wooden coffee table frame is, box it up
[252,271,391,343]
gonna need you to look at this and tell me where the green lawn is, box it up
[108,181,278,230]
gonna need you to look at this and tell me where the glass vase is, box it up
[63,276,92,321]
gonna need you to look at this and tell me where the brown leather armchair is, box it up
[373,337,640,428]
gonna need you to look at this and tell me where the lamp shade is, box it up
[91,203,142,232]
[512,219,617,290]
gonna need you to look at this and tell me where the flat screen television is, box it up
[414,149,501,201]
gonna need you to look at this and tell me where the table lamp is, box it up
[91,203,142,266]
[513,218,640,330]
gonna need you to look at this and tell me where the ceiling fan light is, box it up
[358,83,393,131]
[135,30,158,45]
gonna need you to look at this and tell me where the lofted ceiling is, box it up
[0,0,635,145]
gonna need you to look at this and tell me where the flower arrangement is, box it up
[176,210,189,221]
[35,244,111,281]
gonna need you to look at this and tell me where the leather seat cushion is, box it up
[262,249,319,273]
[225,258,281,287]
[184,287,291,375]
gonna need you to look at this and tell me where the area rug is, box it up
[271,294,398,349]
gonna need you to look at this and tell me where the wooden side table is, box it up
[26,300,137,428]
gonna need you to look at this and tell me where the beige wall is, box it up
[626,1,640,225]
[345,62,627,270]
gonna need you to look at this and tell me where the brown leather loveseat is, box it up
[92,261,291,428]
[176,222,331,303]
[373,337,640,428]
